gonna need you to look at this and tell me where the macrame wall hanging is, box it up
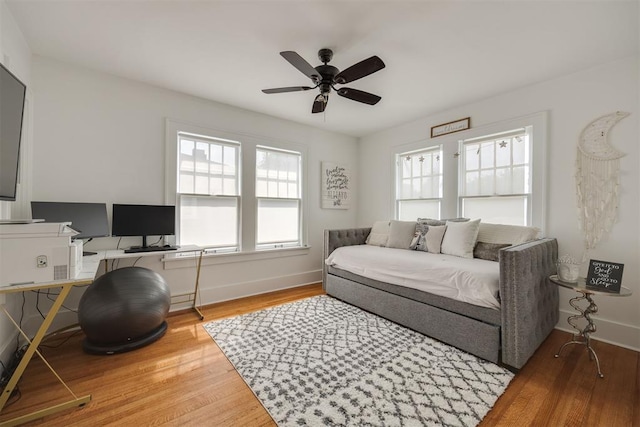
[575,111,629,261]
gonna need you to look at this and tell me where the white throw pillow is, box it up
[441,219,481,258]
[425,225,447,254]
[477,222,539,245]
[366,220,390,246]
[386,220,418,249]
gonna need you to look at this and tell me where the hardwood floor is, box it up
[1,283,638,426]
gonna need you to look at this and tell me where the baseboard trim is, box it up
[556,309,640,352]
[169,269,323,311]
[202,269,322,304]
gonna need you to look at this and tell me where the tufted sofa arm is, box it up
[499,238,558,369]
[323,228,371,290]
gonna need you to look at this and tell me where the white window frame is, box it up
[391,111,547,232]
[165,119,309,266]
[176,132,241,252]
[395,145,443,220]
[255,146,303,250]
[459,128,532,225]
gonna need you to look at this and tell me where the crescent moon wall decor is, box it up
[575,111,629,257]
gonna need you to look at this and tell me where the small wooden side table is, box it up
[550,274,632,378]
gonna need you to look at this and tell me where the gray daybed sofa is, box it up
[323,227,559,370]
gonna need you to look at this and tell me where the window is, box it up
[395,146,442,220]
[167,120,310,260]
[256,147,302,249]
[460,128,531,225]
[177,132,240,250]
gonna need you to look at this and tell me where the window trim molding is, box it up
[162,245,311,270]
[389,111,548,232]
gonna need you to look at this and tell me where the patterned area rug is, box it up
[203,295,513,426]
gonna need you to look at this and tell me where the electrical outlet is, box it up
[36,255,48,268]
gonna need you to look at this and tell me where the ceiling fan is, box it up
[262,48,385,113]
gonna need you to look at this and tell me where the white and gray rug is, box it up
[203,295,513,426]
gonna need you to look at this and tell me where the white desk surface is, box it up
[103,245,201,260]
[0,259,100,294]
[0,246,201,293]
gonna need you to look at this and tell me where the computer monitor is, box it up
[31,201,110,239]
[31,201,110,255]
[111,204,175,250]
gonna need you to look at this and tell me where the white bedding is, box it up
[325,245,500,309]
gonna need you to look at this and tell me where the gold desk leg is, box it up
[192,250,205,321]
[0,283,92,424]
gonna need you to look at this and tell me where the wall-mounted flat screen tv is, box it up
[0,62,27,201]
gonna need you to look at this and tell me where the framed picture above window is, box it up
[322,162,351,209]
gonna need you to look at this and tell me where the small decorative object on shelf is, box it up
[556,254,580,282]
[586,259,624,293]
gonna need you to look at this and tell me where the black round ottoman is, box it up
[78,266,171,354]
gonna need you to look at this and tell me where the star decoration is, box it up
[499,140,508,148]
[453,152,460,158]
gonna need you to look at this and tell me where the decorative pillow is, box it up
[409,231,421,250]
[425,225,447,254]
[473,242,511,262]
[444,217,470,223]
[411,222,430,250]
[440,219,481,258]
[366,220,390,246]
[386,220,418,249]
[417,218,445,227]
[477,222,539,245]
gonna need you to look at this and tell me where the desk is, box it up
[0,258,100,426]
[102,245,204,320]
[0,246,204,425]
[550,275,632,378]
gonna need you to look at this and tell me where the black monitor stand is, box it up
[124,236,177,254]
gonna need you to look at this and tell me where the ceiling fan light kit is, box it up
[262,48,385,114]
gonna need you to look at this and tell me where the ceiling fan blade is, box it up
[337,88,381,105]
[280,51,321,83]
[312,94,328,113]
[334,56,385,84]
[262,86,313,94]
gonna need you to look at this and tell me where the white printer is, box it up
[0,222,80,286]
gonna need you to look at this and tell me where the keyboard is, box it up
[124,246,179,254]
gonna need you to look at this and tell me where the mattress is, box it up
[325,245,500,309]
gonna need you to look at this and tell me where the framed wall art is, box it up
[321,162,350,209]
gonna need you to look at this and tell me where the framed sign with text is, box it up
[430,117,470,138]
[321,162,350,209]
[586,259,624,293]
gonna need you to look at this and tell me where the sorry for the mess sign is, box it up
[586,259,624,293]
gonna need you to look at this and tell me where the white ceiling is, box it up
[6,1,639,138]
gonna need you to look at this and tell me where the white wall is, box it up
[25,56,358,331]
[358,56,640,350]
[0,0,32,220]
[0,0,34,367]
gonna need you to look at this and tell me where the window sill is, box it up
[162,245,311,270]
